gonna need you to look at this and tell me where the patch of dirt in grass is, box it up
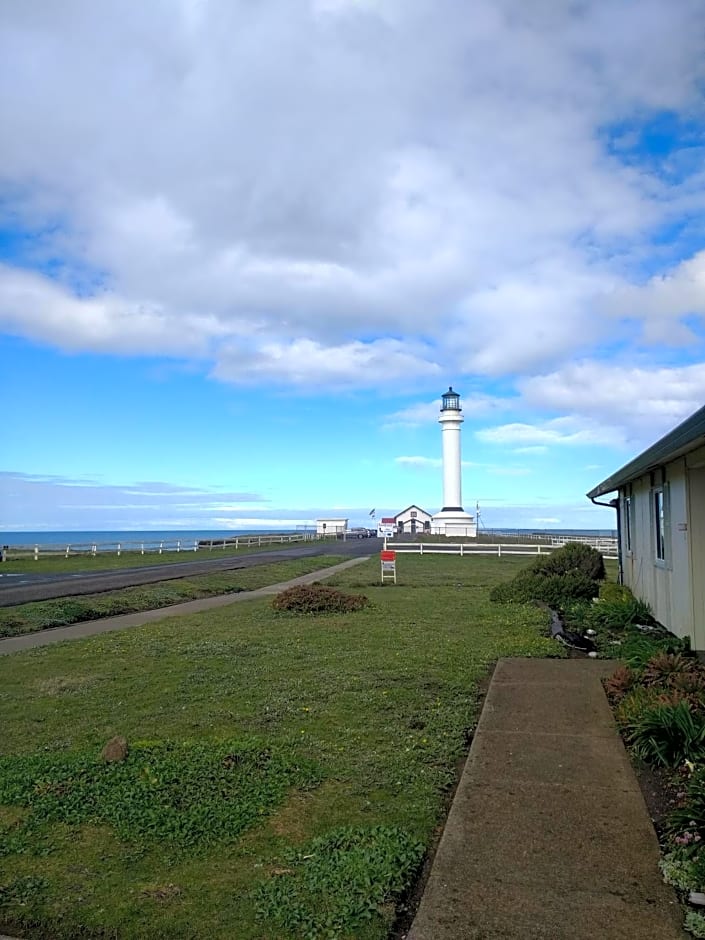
[34,675,98,696]
[139,883,183,903]
[0,805,27,826]
[262,780,349,844]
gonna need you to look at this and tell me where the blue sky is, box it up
[2,0,705,533]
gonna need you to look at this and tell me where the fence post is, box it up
[117,543,121,557]
[141,542,145,555]
[194,539,198,552]
[498,544,501,558]
[92,544,97,557]
[460,542,464,556]
[65,545,70,558]
[420,542,423,555]
[34,545,39,561]
[538,544,541,554]
[159,541,163,554]
[177,540,181,553]
[235,538,239,550]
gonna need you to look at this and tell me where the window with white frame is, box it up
[653,486,666,562]
[623,493,632,553]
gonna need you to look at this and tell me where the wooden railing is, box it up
[384,541,618,558]
[1,532,328,561]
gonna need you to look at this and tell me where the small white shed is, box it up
[316,518,348,536]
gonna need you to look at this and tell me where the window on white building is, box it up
[653,486,666,562]
[623,494,632,553]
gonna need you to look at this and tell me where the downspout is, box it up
[589,495,622,584]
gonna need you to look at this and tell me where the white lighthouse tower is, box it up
[432,387,477,537]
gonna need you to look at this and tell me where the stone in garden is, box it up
[101,735,128,762]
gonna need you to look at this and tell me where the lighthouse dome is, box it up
[441,387,461,412]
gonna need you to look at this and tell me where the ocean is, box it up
[0,529,308,548]
[0,527,617,547]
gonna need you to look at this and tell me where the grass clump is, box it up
[254,825,423,938]
[272,583,369,615]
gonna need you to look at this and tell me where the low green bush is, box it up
[624,700,705,768]
[272,583,369,615]
[613,631,689,669]
[490,570,599,608]
[532,541,606,581]
[254,826,423,938]
[489,541,605,609]
[585,594,655,632]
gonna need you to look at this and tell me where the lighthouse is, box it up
[431,387,477,537]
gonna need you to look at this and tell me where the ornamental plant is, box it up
[272,583,369,615]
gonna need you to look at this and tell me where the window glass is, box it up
[654,488,665,561]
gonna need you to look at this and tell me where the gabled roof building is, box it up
[587,404,705,650]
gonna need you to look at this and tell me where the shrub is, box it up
[642,653,699,687]
[604,665,636,704]
[585,595,655,632]
[490,570,599,608]
[489,541,605,609]
[624,700,705,768]
[533,541,606,582]
[272,583,369,615]
[614,631,689,670]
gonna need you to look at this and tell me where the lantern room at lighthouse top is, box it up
[441,387,461,412]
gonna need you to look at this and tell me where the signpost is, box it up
[380,550,397,584]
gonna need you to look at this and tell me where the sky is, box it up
[2,0,705,533]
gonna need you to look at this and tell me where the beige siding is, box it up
[688,464,705,650]
[622,458,694,645]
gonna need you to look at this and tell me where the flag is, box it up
[369,509,375,517]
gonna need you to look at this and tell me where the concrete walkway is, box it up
[407,657,686,940]
[0,556,368,655]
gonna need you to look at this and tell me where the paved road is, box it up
[0,539,381,606]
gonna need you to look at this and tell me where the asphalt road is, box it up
[0,539,381,606]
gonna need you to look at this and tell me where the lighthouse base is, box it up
[431,509,477,538]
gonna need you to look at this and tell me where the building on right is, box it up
[587,404,705,651]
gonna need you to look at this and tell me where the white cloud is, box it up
[395,456,442,469]
[520,360,705,445]
[385,392,513,427]
[476,417,623,448]
[608,249,705,343]
[1,1,704,388]
[211,337,441,390]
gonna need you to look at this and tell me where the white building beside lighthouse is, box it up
[431,387,477,538]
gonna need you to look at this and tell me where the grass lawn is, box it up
[0,554,558,939]
[0,555,347,638]
[0,539,340,575]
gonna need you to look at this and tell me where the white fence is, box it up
[385,541,619,558]
[2,532,326,561]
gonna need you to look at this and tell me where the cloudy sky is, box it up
[2,0,705,533]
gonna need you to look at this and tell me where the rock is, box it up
[101,735,128,763]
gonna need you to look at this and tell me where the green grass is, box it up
[0,538,339,575]
[0,554,558,939]
[0,555,347,638]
